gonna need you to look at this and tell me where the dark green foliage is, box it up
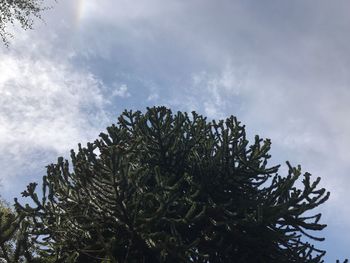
[0,199,42,262]
[15,107,330,262]
[0,0,49,45]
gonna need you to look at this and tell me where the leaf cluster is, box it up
[0,0,49,45]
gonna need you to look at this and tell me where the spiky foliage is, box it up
[0,199,40,263]
[16,107,330,262]
[0,0,49,45]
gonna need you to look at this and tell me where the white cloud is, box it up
[185,63,247,119]
[112,83,130,98]
[147,92,159,101]
[0,53,110,196]
[0,55,108,153]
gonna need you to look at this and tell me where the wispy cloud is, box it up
[0,53,110,198]
[112,83,131,98]
[188,63,247,118]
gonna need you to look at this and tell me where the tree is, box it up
[0,199,40,263]
[0,0,48,45]
[15,106,331,262]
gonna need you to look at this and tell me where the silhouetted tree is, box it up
[16,107,331,262]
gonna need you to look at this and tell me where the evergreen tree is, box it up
[15,107,331,262]
[0,199,41,262]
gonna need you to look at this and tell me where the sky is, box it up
[0,0,349,260]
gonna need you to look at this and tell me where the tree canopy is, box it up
[0,0,48,45]
[9,106,334,262]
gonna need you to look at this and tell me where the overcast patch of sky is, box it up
[1,0,350,260]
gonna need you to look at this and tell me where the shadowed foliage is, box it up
[14,107,332,262]
[0,199,44,262]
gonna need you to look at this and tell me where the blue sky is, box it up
[0,0,349,260]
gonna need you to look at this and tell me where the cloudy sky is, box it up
[1,0,350,260]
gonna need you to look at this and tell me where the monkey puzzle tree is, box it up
[0,199,41,263]
[0,0,48,45]
[15,107,330,262]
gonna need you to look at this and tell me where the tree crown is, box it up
[15,107,330,262]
